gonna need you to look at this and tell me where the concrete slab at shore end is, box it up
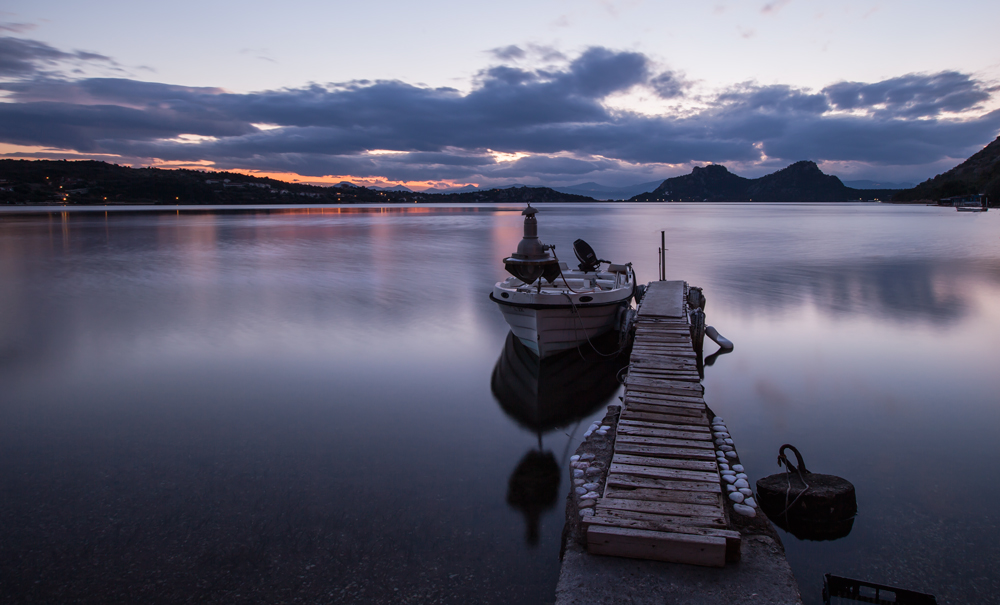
[637,281,685,318]
[556,534,802,605]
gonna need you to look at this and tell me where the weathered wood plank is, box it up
[610,463,720,483]
[615,425,713,441]
[586,507,724,529]
[627,385,706,400]
[626,376,704,391]
[614,438,716,459]
[619,410,708,427]
[603,486,721,505]
[606,473,722,493]
[621,396,705,411]
[587,525,726,567]
[623,402,705,417]
[584,513,741,563]
[615,435,716,450]
[610,454,717,473]
[617,419,710,433]
[595,497,725,522]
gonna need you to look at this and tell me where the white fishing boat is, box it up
[490,205,636,358]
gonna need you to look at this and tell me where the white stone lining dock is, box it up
[556,280,803,604]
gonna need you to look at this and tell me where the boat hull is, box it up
[493,296,628,358]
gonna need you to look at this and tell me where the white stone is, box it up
[725,451,738,459]
[745,497,757,508]
[718,464,730,471]
[724,438,734,445]
[726,484,737,492]
[712,417,723,424]
[722,475,737,484]
[728,492,745,503]
[570,455,580,463]
[715,450,725,458]
[720,470,736,476]
[583,482,600,491]
[575,487,587,495]
[579,508,595,517]
[713,432,730,439]
[738,488,753,496]
[600,425,611,430]
[736,473,748,480]
[582,491,601,499]
[720,445,734,452]
[573,469,584,478]
[732,465,744,472]
[595,430,608,436]
[580,454,595,461]
[717,458,728,465]
[583,431,593,438]
[733,503,756,517]
[734,478,749,489]
[574,479,585,486]
[585,467,602,476]
[714,438,726,446]
[578,499,596,508]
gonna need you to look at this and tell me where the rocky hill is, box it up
[0,160,596,206]
[631,161,898,202]
[892,135,1000,203]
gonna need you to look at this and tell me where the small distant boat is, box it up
[490,205,636,358]
[942,194,988,212]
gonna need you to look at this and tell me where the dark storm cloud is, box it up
[0,34,997,184]
[823,71,994,118]
[0,36,115,77]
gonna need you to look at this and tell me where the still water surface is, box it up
[1,204,998,604]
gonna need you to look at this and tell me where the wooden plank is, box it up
[616,425,713,441]
[585,507,725,530]
[621,396,705,411]
[614,435,716,456]
[619,410,708,427]
[606,473,721,493]
[595,497,725,522]
[583,513,741,563]
[626,376,704,392]
[587,525,726,567]
[615,435,716,451]
[610,463,720,484]
[627,384,706,399]
[624,402,705,417]
[611,454,716,471]
[584,511,737,540]
[624,395,706,408]
[604,486,721,505]
[618,419,710,433]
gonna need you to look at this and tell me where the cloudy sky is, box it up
[1,0,998,189]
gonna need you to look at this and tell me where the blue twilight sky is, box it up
[1,0,998,189]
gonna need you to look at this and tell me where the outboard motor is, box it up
[573,239,604,273]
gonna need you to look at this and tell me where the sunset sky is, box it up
[1,0,998,190]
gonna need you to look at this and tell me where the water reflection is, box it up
[491,331,631,544]
[717,259,1000,324]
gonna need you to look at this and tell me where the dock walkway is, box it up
[582,281,740,567]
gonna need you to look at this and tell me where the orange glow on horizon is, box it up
[0,151,480,192]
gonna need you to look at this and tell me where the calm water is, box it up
[1,204,998,604]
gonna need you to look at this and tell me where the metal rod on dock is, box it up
[659,231,666,281]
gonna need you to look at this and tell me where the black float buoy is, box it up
[756,444,857,541]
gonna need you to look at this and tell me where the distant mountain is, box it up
[892,136,1000,203]
[550,180,664,200]
[632,161,898,202]
[369,184,413,192]
[0,160,603,206]
[421,184,482,194]
[843,179,914,190]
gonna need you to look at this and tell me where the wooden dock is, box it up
[582,281,740,567]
